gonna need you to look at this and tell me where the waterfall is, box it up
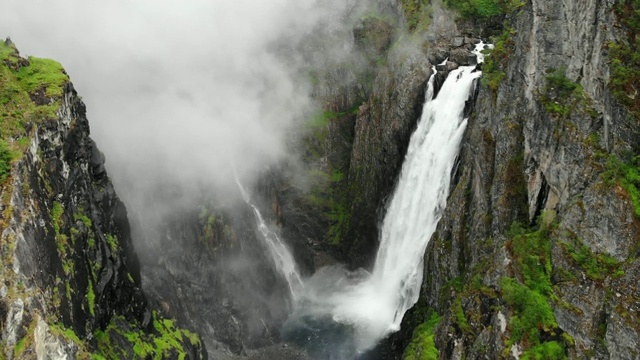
[245,44,488,356]
[235,179,305,300]
[372,64,482,331]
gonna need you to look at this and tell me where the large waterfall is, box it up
[245,45,487,357]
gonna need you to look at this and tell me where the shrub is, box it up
[481,27,516,94]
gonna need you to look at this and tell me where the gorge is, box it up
[0,0,639,359]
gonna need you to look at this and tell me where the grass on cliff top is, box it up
[0,39,69,186]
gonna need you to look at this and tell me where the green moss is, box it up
[66,281,73,300]
[49,323,82,344]
[13,318,36,357]
[0,39,69,180]
[0,40,18,61]
[74,212,93,228]
[93,313,200,359]
[87,278,96,316]
[603,154,640,217]
[500,277,558,345]
[506,222,553,295]
[106,234,118,253]
[52,201,64,234]
[13,337,26,357]
[561,240,622,281]
[0,139,18,183]
[521,341,566,360]
[403,309,441,360]
[15,57,68,97]
[500,220,571,356]
[452,297,472,334]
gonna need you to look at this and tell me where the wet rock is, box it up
[451,36,465,47]
[448,48,477,66]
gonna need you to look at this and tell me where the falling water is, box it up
[371,63,482,333]
[235,179,304,300]
[243,45,488,356]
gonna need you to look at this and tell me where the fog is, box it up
[0,0,375,207]
[1,1,405,356]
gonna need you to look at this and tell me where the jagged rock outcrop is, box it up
[0,40,205,359]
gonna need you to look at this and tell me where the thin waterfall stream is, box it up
[239,44,488,357]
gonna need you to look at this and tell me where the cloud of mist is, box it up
[0,0,374,209]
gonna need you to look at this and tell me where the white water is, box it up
[236,179,305,300]
[370,64,481,334]
[240,53,485,353]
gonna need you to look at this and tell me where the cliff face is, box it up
[134,194,294,358]
[0,40,205,359]
[267,0,639,358]
[389,0,640,359]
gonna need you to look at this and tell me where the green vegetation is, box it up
[603,154,640,217]
[538,68,588,118]
[87,277,96,316]
[0,39,69,192]
[106,234,119,253]
[444,0,524,19]
[306,107,359,129]
[403,309,442,360]
[501,220,567,357]
[303,106,361,246]
[93,313,200,359]
[609,0,640,121]
[13,319,36,358]
[52,201,64,233]
[506,222,553,295]
[75,212,93,228]
[481,27,516,94]
[399,0,432,32]
[561,240,622,281]
[521,341,566,360]
[452,296,472,334]
[0,139,17,183]
[0,40,68,143]
[15,58,68,97]
[306,168,350,245]
[198,206,237,251]
[501,278,558,345]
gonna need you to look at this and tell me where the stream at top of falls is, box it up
[239,43,488,359]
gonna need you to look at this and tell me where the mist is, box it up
[0,0,376,208]
[1,1,406,357]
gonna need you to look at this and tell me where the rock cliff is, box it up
[267,0,640,358]
[371,0,640,359]
[0,39,205,359]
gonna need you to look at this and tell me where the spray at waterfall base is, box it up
[248,44,489,358]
